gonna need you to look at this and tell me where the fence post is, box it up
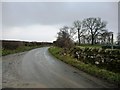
[111,33,114,49]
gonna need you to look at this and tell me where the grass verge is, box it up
[48,46,120,86]
[77,44,102,48]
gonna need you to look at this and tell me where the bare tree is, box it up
[117,32,120,45]
[73,20,82,45]
[108,32,113,44]
[82,17,107,45]
[101,30,109,44]
[69,27,77,40]
[55,26,74,49]
[100,30,113,45]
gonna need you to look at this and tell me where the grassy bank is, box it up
[49,46,120,86]
[78,44,102,48]
[1,46,42,56]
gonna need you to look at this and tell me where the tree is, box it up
[108,32,113,44]
[73,20,82,45]
[82,17,107,45]
[101,30,109,44]
[100,30,113,45]
[69,27,77,40]
[117,32,120,45]
[55,26,74,49]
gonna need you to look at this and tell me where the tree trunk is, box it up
[78,28,80,45]
[91,34,94,45]
[111,33,114,49]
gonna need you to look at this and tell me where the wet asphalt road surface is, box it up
[18,47,115,88]
[3,47,116,88]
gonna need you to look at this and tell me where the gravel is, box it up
[2,51,40,88]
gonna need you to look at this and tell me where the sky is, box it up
[2,1,119,42]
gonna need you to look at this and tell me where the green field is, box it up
[78,44,102,48]
[1,46,42,56]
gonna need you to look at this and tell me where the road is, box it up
[0,57,2,89]
[2,47,115,88]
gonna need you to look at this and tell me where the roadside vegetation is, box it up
[2,46,41,56]
[1,40,52,56]
[49,46,120,86]
[77,44,102,48]
[49,17,120,86]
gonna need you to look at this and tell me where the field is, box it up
[1,40,52,56]
[78,44,102,48]
[2,46,41,56]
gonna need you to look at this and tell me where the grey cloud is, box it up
[2,2,118,41]
[2,2,118,27]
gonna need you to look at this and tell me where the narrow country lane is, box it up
[2,47,115,88]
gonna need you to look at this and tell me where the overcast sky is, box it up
[2,2,118,42]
